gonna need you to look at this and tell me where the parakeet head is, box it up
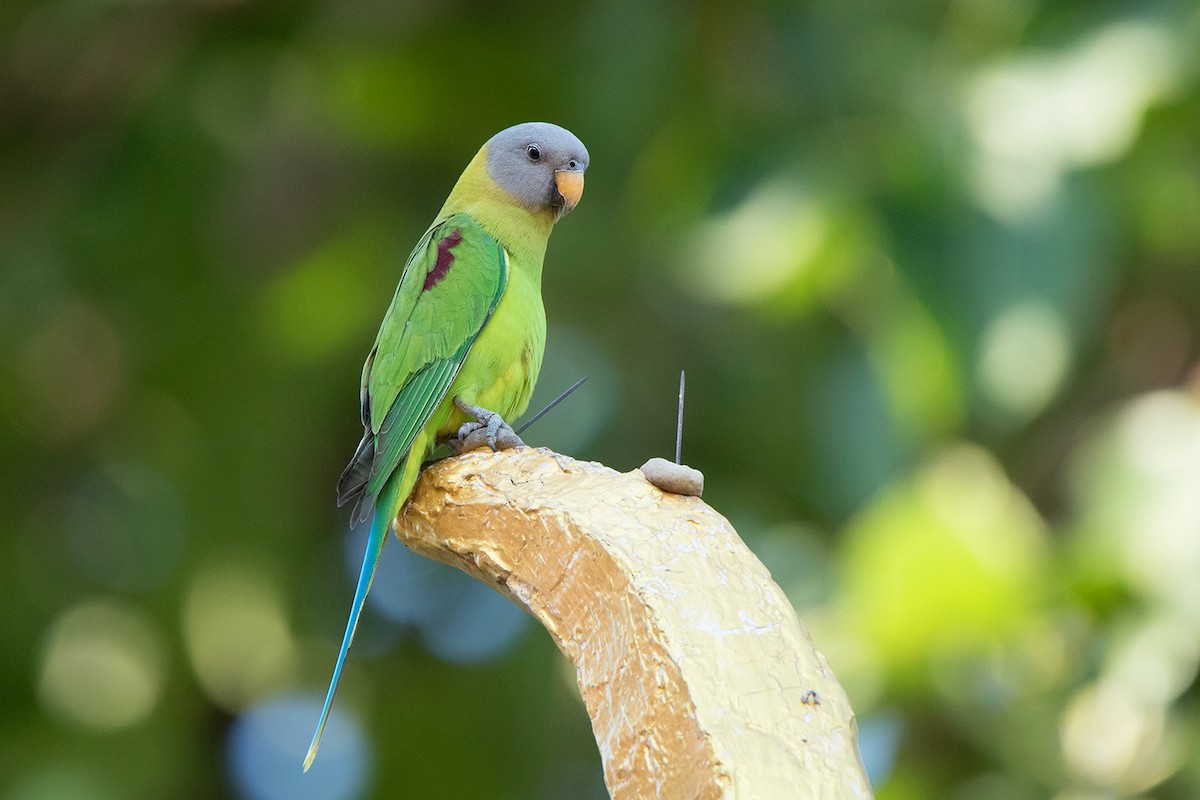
[486,122,588,221]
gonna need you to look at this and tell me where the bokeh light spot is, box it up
[977,302,1070,418]
[184,565,298,711]
[869,294,965,439]
[839,446,1047,666]
[38,599,165,731]
[226,694,371,800]
[1069,390,1200,614]
[1107,617,1200,706]
[677,181,828,305]
[418,576,529,665]
[966,20,1180,220]
[344,526,530,666]
[1060,680,1181,792]
[856,711,903,788]
[263,230,377,361]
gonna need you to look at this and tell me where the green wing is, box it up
[337,214,507,522]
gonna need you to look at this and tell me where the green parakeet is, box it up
[304,122,589,770]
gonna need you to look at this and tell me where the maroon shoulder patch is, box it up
[423,228,464,292]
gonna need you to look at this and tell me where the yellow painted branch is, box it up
[395,447,873,799]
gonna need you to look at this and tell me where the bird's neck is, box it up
[438,150,556,280]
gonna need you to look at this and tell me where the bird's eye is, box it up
[526,144,541,161]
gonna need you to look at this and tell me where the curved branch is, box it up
[396,448,873,799]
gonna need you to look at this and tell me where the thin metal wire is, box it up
[516,376,588,435]
[675,370,685,464]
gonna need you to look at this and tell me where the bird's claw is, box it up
[448,398,525,454]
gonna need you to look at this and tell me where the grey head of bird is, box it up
[486,122,589,220]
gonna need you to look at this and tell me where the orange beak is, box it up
[553,169,585,215]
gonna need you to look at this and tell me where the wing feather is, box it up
[335,214,507,515]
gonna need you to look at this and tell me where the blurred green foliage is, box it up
[2,1,1200,798]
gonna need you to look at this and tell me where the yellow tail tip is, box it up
[302,746,318,773]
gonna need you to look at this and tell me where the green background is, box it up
[3,1,1200,798]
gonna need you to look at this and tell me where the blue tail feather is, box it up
[303,504,389,772]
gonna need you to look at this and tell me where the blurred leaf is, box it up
[839,446,1049,672]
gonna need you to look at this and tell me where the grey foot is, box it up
[448,398,526,454]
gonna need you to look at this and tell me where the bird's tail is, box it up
[302,499,388,772]
[303,430,430,772]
